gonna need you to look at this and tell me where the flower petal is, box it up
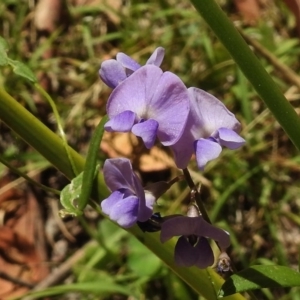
[106,65,189,146]
[146,47,165,66]
[216,127,245,149]
[99,59,127,88]
[187,87,241,138]
[106,65,163,118]
[195,138,222,170]
[103,158,141,195]
[193,237,214,268]
[101,190,124,216]
[109,195,139,228]
[150,71,190,145]
[174,237,214,268]
[104,110,137,132]
[174,236,198,267]
[116,52,141,74]
[132,119,159,149]
[160,216,231,249]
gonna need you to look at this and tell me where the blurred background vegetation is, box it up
[1,0,300,299]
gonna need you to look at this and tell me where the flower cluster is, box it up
[99,47,245,269]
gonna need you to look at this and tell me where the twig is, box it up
[0,271,34,289]
[23,240,97,300]
[239,29,300,91]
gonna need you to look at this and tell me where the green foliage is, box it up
[219,266,300,297]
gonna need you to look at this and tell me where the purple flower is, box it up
[171,87,245,170]
[104,65,190,149]
[101,158,155,228]
[99,47,165,88]
[160,215,230,268]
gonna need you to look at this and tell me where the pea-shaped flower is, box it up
[99,47,165,88]
[160,215,230,268]
[171,87,245,170]
[104,65,190,149]
[101,158,171,228]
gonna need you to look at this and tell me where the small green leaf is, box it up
[0,36,9,66]
[219,265,300,297]
[60,172,85,217]
[77,115,108,210]
[7,58,37,82]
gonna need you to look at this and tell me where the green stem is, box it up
[190,0,300,151]
[0,155,60,195]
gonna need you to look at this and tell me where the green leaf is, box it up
[7,58,37,82]
[60,172,85,217]
[127,236,162,277]
[219,265,300,297]
[77,115,108,210]
[0,36,9,66]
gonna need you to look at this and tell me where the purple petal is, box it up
[148,71,190,145]
[174,236,198,267]
[101,190,124,215]
[174,237,214,268]
[104,111,137,132]
[99,60,127,88]
[170,116,195,169]
[131,119,159,149]
[160,216,230,249]
[102,158,152,222]
[103,158,142,197]
[216,127,245,149]
[106,65,190,146]
[195,138,222,170]
[106,65,163,118]
[193,238,214,268]
[146,47,165,66]
[109,195,139,228]
[116,52,141,74]
[188,87,241,138]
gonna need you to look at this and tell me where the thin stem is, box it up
[34,83,79,176]
[182,168,211,224]
[0,155,60,195]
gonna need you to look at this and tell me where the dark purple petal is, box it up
[195,138,222,170]
[106,65,190,146]
[131,119,159,149]
[146,47,165,66]
[104,111,137,132]
[174,236,198,267]
[193,237,214,268]
[215,127,245,149]
[109,195,139,228]
[101,190,124,216]
[137,203,153,222]
[160,216,230,249]
[174,237,214,268]
[99,59,127,88]
[116,52,141,74]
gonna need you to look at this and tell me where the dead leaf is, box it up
[234,0,261,24]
